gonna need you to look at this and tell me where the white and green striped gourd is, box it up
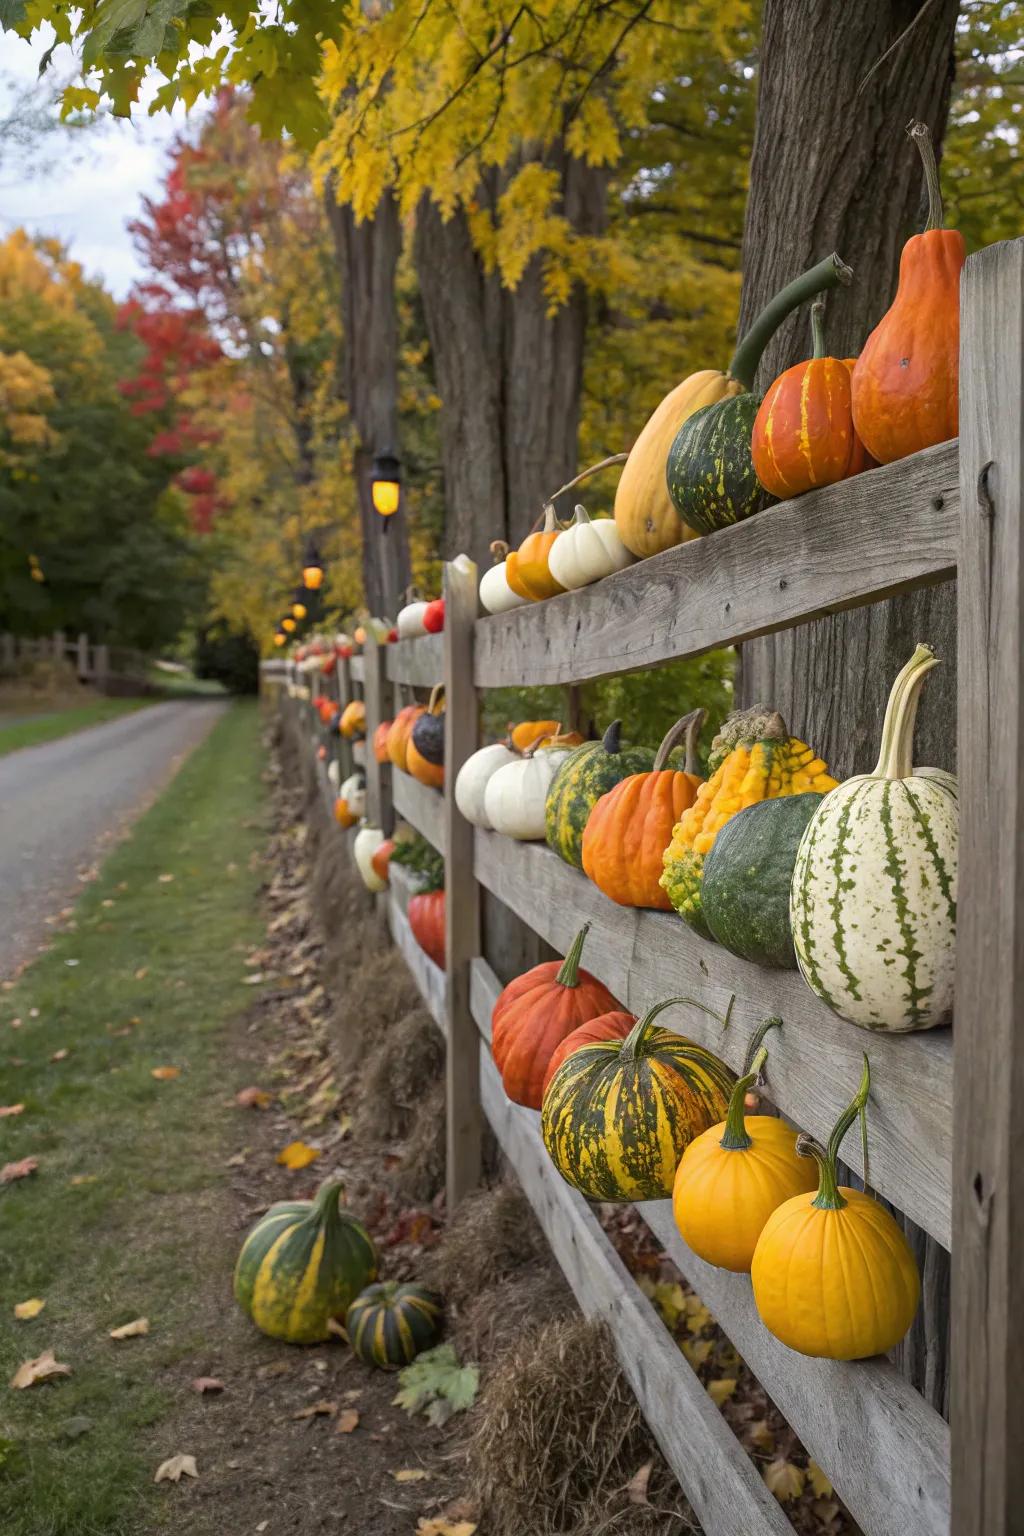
[789,644,957,1032]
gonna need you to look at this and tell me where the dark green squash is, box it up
[544,720,655,868]
[701,793,825,969]
[345,1281,444,1369]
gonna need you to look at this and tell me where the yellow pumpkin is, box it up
[672,1042,816,1272]
[339,699,366,738]
[750,1058,920,1360]
[614,371,742,558]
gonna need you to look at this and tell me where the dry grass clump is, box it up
[386,1078,446,1204]
[469,1315,693,1536]
[421,1182,548,1312]
[454,1260,573,1363]
[330,951,423,1071]
[356,1007,443,1139]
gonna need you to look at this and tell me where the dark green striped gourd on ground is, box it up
[541,999,734,1200]
[346,1281,444,1369]
[702,793,825,969]
[790,645,958,1031]
[544,720,655,868]
[234,1181,378,1343]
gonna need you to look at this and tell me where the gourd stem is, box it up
[311,1179,345,1229]
[653,708,706,773]
[602,719,623,756]
[427,683,445,716]
[872,644,939,779]
[908,120,944,233]
[719,1046,768,1152]
[799,1054,871,1211]
[727,253,853,390]
[810,301,826,361]
[556,922,591,988]
[572,503,591,528]
[489,540,510,562]
[742,1014,782,1075]
[620,995,730,1063]
[542,453,630,512]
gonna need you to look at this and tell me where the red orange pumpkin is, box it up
[408,889,445,970]
[387,705,426,771]
[370,838,395,884]
[373,721,392,763]
[541,1009,635,1098]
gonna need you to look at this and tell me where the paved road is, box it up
[0,700,228,980]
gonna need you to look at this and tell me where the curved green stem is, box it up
[602,719,623,756]
[620,994,730,1063]
[312,1179,345,1228]
[728,253,853,390]
[798,1054,871,1211]
[719,1046,768,1151]
[742,1015,781,1075]
[810,301,826,360]
[556,922,591,988]
[872,644,939,779]
[907,120,944,232]
[653,708,706,773]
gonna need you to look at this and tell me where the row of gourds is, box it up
[480,121,960,614]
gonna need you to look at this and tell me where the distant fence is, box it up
[0,632,151,696]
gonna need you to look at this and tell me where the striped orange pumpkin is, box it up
[751,302,873,500]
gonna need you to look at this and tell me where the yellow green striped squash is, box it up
[545,720,655,868]
[541,999,734,1200]
[346,1281,444,1369]
[234,1180,377,1343]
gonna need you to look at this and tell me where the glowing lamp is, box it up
[273,633,286,647]
[370,450,401,517]
[292,601,307,620]
[282,617,296,634]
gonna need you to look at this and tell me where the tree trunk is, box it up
[324,186,411,619]
[738,0,960,1415]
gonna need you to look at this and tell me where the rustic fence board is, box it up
[362,636,394,835]
[474,441,959,688]
[392,770,445,851]
[386,632,444,687]
[349,655,365,685]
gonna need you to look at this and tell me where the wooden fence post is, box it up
[52,630,65,662]
[953,238,1024,1534]
[94,644,110,692]
[0,634,14,672]
[444,558,482,1207]
[76,633,89,680]
[337,654,355,781]
[364,635,394,836]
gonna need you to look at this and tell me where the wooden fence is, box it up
[0,631,149,694]
[264,236,1024,1536]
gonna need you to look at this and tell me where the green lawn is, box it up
[0,702,266,1536]
[0,699,152,758]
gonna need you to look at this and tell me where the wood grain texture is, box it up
[444,558,483,1205]
[392,770,444,852]
[362,636,394,836]
[473,830,951,1247]
[952,238,1024,1534]
[385,632,444,687]
[478,1046,794,1536]
[474,442,959,687]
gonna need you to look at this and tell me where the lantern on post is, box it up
[273,631,286,648]
[370,450,402,519]
[291,591,308,620]
[282,616,296,634]
[302,539,325,591]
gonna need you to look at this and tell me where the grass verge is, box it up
[0,699,152,758]
[0,701,265,1536]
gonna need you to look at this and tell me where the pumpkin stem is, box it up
[489,540,510,563]
[799,1053,871,1211]
[727,253,853,391]
[907,119,944,233]
[653,708,706,773]
[542,452,630,510]
[572,502,592,528]
[872,644,939,779]
[620,995,730,1062]
[556,922,591,988]
[810,301,826,360]
[719,1045,768,1152]
[601,719,623,756]
[311,1179,346,1228]
[426,683,445,716]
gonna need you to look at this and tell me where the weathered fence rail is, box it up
[0,631,149,694]
[265,236,1024,1536]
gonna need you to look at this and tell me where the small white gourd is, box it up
[353,824,388,892]
[484,741,576,840]
[455,742,518,829]
[397,599,430,638]
[548,503,634,591]
[327,759,340,790]
[479,542,530,616]
[340,772,366,820]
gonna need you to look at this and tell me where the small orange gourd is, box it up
[506,504,565,602]
[339,699,366,739]
[373,720,392,763]
[334,796,357,829]
[509,719,562,753]
[851,120,965,465]
[386,704,425,771]
[582,710,704,910]
[406,685,445,789]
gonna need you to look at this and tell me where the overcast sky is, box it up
[1,33,200,297]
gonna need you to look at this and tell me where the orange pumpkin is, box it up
[339,699,366,738]
[387,705,425,771]
[334,796,357,829]
[506,504,565,602]
[752,303,873,498]
[406,685,445,789]
[491,924,621,1109]
[851,121,965,465]
[510,719,562,753]
[408,889,445,970]
[373,720,392,763]
[370,837,394,884]
[583,710,705,910]
[541,1009,635,1099]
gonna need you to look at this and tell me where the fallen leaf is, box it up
[747,1419,776,1453]
[191,1377,225,1395]
[10,1349,71,1388]
[51,1049,69,1062]
[70,1173,97,1186]
[257,1359,290,1378]
[235,1086,272,1110]
[134,967,148,980]
[242,973,265,985]
[707,1377,737,1408]
[151,1066,180,1081]
[681,1337,713,1368]
[61,1414,94,1439]
[1,1157,38,1183]
[0,1104,24,1117]
[110,1318,149,1340]
[276,1140,320,1170]
[807,1461,833,1498]
[343,1388,362,1401]
[335,1408,359,1433]
[154,1453,197,1483]
[337,1112,353,1137]
[225,1150,248,1167]
[393,1468,431,1483]
[763,1458,806,1502]
[417,1523,478,1536]
[626,1459,653,1505]
[293,1399,337,1420]
[157,874,175,884]
[14,1298,45,1320]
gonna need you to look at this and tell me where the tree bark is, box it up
[324,186,411,619]
[738,0,960,1414]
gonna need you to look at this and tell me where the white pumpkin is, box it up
[480,547,529,615]
[455,742,518,828]
[397,600,429,638]
[353,823,388,892]
[352,738,366,767]
[327,759,341,790]
[484,743,576,840]
[547,503,634,590]
[340,772,366,820]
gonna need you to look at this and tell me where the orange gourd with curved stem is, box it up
[582,710,705,910]
[506,504,565,602]
[752,303,873,498]
[851,121,965,465]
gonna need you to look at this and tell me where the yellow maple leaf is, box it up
[807,1460,833,1498]
[276,1141,320,1170]
[14,1298,45,1320]
[763,1458,806,1502]
[707,1377,737,1408]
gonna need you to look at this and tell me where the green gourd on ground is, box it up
[701,793,826,968]
[544,720,655,868]
[345,1281,444,1369]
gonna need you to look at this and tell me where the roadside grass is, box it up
[0,698,152,758]
[0,701,266,1536]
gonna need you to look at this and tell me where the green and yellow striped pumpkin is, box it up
[346,1281,444,1369]
[234,1180,378,1344]
[545,721,655,868]
[541,999,735,1200]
